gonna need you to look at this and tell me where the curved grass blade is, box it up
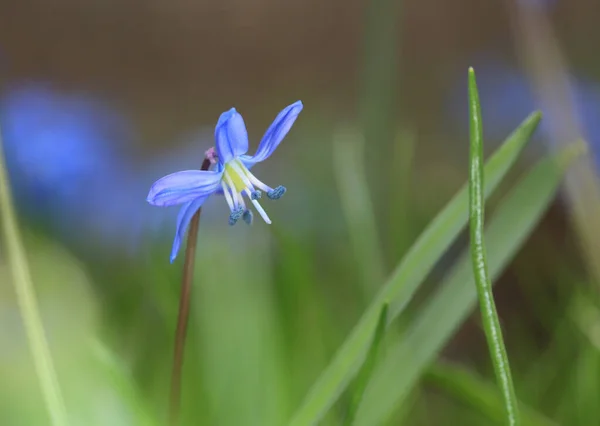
[468,67,520,425]
[425,362,557,426]
[0,127,69,425]
[344,303,389,426]
[288,112,541,426]
[352,143,584,425]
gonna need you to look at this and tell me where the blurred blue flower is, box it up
[0,82,137,248]
[446,59,600,165]
[147,100,303,262]
[518,0,557,9]
[518,0,556,8]
[0,83,130,215]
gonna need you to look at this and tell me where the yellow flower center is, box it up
[224,160,248,193]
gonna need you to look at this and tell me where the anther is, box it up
[267,185,286,200]
[228,207,244,226]
[251,190,262,200]
[243,210,253,225]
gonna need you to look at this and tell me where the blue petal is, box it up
[147,169,222,206]
[170,196,208,263]
[241,100,303,167]
[215,108,249,164]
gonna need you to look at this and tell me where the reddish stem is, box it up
[169,156,211,426]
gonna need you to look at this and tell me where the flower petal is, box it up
[170,196,207,263]
[215,108,249,164]
[147,170,222,206]
[242,100,303,166]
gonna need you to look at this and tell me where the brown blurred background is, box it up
[2,0,597,148]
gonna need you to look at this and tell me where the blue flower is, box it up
[147,100,303,262]
[0,82,131,230]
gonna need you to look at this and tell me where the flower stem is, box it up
[468,67,520,426]
[169,156,211,426]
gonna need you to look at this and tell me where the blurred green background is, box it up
[1,0,600,425]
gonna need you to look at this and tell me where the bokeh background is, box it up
[1,0,600,425]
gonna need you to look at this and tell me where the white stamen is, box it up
[221,181,235,211]
[236,191,246,210]
[244,169,273,193]
[223,173,239,208]
[245,188,271,224]
[251,200,272,224]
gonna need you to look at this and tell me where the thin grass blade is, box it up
[333,127,385,294]
[353,143,584,425]
[344,303,389,425]
[468,67,520,425]
[425,362,558,426]
[0,128,69,425]
[288,112,541,426]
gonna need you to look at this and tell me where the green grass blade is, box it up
[194,235,288,426]
[388,127,416,261]
[90,338,159,426]
[353,143,584,425]
[468,67,520,425]
[425,362,558,426]
[0,129,69,425]
[344,303,389,426]
[359,0,402,190]
[333,127,385,293]
[288,112,541,426]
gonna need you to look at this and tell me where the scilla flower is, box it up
[147,100,303,262]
